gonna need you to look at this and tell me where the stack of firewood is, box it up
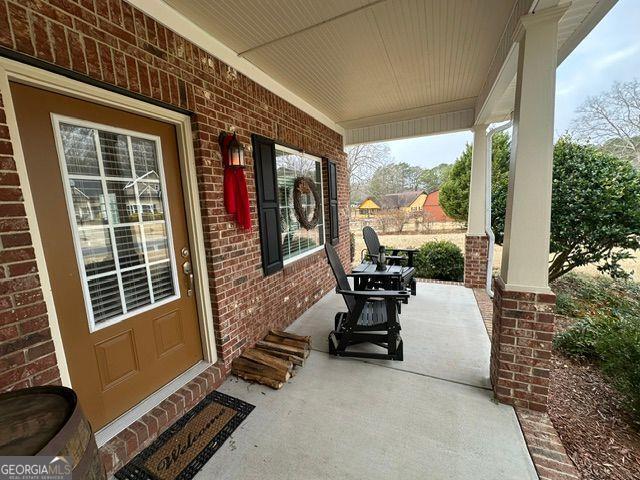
[231,330,311,389]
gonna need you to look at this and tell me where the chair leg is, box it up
[396,336,404,361]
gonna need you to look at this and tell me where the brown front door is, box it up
[10,82,203,430]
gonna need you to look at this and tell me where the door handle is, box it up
[182,261,194,297]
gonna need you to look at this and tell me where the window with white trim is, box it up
[275,146,324,262]
[54,117,179,331]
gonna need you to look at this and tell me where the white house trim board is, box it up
[0,58,219,390]
[344,107,475,146]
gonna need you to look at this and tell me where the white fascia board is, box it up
[129,0,344,136]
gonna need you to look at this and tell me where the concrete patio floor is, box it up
[195,283,538,480]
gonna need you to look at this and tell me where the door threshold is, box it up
[94,361,211,447]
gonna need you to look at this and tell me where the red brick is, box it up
[0,187,23,201]
[30,12,53,62]
[8,4,34,55]
[83,36,101,79]
[49,21,71,69]
[0,1,11,48]
[1,232,31,248]
[13,289,43,306]
[26,340,54,361]
[67,30,88,74]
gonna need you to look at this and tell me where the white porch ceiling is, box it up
[162,0,513,123]
[155,0,614,143]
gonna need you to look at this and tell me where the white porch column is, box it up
[490,5,568,413]
[464,124,490,288]
[467,124,489,234]
[499,6,567,293]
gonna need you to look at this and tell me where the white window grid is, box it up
[51,114,180,332]
[275,145,325,264]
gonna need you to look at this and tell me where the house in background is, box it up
[423,189,453,222]
[381,190,428,212]
[356,196,381,217]
[357,190,429,217]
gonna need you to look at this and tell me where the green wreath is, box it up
[293,176,321,230]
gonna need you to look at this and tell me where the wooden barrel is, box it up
[0,386,106,480]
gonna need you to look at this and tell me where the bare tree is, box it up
[346,143,392,201]
[572,80,640,167]
[377,209,408,233]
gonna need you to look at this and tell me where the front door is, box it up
[10,82,203,430]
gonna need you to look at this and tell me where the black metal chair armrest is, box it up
[336,289,409,299]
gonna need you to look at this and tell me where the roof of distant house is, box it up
[378,190,426,209]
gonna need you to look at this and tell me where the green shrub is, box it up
[553,316,613,358]
[555,292,579,317]
[414,240,464,281]
[597,319,640,417]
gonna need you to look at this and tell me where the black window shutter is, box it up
[327,159,339,245]
[252,134,283,275]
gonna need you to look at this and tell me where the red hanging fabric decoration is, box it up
[220,133,252,230]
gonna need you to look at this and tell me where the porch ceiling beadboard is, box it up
[161,0,514,123]
[160,0,613,144]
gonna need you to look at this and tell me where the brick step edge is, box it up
[516,398,581,479]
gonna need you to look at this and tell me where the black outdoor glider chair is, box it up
[362,226,417,296]
[325,243,408,361]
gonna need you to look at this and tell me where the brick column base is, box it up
[490,277,556,411]
[464,234,489,288]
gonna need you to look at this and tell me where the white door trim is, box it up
[0,57,218,389]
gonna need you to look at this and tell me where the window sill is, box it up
[283,245,324,267]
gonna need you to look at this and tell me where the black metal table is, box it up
[351,261,416,295]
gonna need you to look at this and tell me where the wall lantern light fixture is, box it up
[219,130,251,230]
[218,131,245,168]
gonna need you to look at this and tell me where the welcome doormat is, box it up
[115,391,254,480]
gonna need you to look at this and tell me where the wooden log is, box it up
[233,371,283,390]
[255,347,304,367]
[269,330,312,346]
[256,340,310,359]
[241,348,292,373]
[232,357,290,383]
[264,334,310,351]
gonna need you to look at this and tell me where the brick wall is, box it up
[490,277,556,412]
[464,233,489,288]
[0,0,349,392]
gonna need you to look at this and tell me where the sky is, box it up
[382,0,640,169]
